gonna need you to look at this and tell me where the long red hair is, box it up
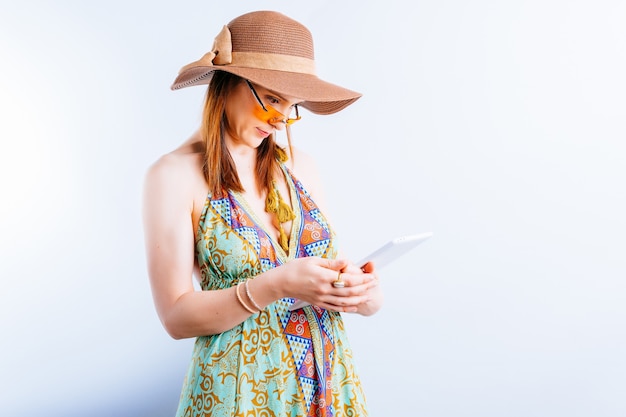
[200,71,291,196]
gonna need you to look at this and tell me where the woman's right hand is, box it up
[276,257,378,313]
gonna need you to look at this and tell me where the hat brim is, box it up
[171,66,361,115]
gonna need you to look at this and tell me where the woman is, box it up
[143,10,383,417]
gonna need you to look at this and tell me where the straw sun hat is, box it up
[171,10,362,115]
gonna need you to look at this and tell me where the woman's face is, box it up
[223,79,301,150]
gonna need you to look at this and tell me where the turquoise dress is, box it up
[175,165,368,417]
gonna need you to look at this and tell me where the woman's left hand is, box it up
[332,261,384,316]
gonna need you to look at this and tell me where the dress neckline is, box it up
[230,164,301,262]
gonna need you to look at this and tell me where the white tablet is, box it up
[354,232,433,269]
[288,232,433,310]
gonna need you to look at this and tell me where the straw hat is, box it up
[171,10,362,115]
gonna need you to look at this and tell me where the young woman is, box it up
[143,11,383,417]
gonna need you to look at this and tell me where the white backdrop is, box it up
[1,1,625,416]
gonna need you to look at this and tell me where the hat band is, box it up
[178,25,316,76]
[230,52,316,75]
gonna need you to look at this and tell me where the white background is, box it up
[1,1,625,416]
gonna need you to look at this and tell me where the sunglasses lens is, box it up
[263,105,300,125]
[248,81,301,125]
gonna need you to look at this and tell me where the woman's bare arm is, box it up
[142,152,259,338]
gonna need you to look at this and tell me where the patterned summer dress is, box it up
[175,165,368,417]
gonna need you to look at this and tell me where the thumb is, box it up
[325,258,349,272]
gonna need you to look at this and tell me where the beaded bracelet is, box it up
[244,279,263,311]
[235,282,257,314]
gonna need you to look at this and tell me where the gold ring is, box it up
[333,272,345,288]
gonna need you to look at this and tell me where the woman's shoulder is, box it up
[288,146,318,179]
[144,136,206,197]
[288,146,326,205]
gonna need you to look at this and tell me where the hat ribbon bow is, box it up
[198,25,232,66]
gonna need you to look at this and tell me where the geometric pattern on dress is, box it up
[313,306,335,346]
[210,198,232,227]
[295,211,332,260]
[300,376,317,413]
[302,307,335,417]
[235,226,261,254]
[284,309,322,415]
[278,167,337,417]
[284,170,333,263]
[309,208,330,232]
[304,239,331,258]
[260,258,275,271]
[286,334,312,371]
[221,194,278,270]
